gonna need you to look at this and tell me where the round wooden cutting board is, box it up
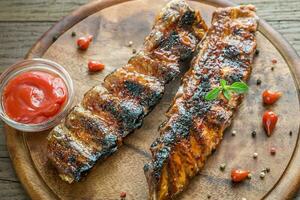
[5,0,300,199]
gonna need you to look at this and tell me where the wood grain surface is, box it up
[0,0,299,200]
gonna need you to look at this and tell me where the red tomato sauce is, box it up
[3,71,67,124]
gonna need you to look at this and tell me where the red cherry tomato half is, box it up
[77,35,93,50]
[231,169,250,183]
[262,90,282,105]
[262,111,278,136]
[88,61,105,72]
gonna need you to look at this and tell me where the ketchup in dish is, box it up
[3,71,67,124]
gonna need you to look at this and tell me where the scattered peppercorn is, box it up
[231,130,236,136]
[120,191,126,199]
[289,131,293,136]
[253,152,258,159]
[262,168,267,173]
[271,66,274,71]
[256,79,261,85]
[52,35,58,42]
[207,194,211,199]
[266,167,270,173]
[251,130,257,138]
[255,49,260,56]
[128,41,133,47]
[71,31,76,37]
[260,172,266,179]
[270,147,276,155]
[247,173,252,179]
[220,163,226,171]
[271,58,277,64]
[132,48,137,54]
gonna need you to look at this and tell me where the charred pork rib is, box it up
[47,0,207,183]
[144,5,258,199]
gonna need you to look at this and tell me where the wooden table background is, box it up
[0,0,299,199]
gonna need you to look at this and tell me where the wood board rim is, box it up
[5,0,300,199]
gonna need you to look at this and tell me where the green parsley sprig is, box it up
[205,79,249,101]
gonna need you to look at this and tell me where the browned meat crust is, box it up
[144,5,258,200]
[47,0,207,183]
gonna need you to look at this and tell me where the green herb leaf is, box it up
[205,80,249,101]
[229,82,249,93]
[220,79,227,88]
[223,89,231,100]
[205,87,221,101]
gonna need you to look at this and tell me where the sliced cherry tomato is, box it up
[88,61,105,72]
[262,90,282,105]
[231,169,250,183]
[77,35,93,50]
[262,111,278,136]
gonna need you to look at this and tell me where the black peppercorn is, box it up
[52,35,58,42]
[256,79,261,85]
[251,130,256,138]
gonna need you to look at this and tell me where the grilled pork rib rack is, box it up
[144,5,258,200]
[47,0,207,183]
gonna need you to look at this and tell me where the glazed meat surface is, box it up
[144,5,258,200]
[47,0,207,183]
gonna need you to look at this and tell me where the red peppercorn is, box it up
[77,35,93,50]
[270,147,276,155]
[262,90,282,105]
[262,111,278,136]
[88,61,105,72]
[271,58,277,64]
[120,191,126,198]
[231,169,250,183]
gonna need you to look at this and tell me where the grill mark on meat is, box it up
[65,105,120,151]
[144,5,258,199]
[104,68,164,111]
[128,52,179,83]
[47,0,207,183]
[82,86,144,135]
